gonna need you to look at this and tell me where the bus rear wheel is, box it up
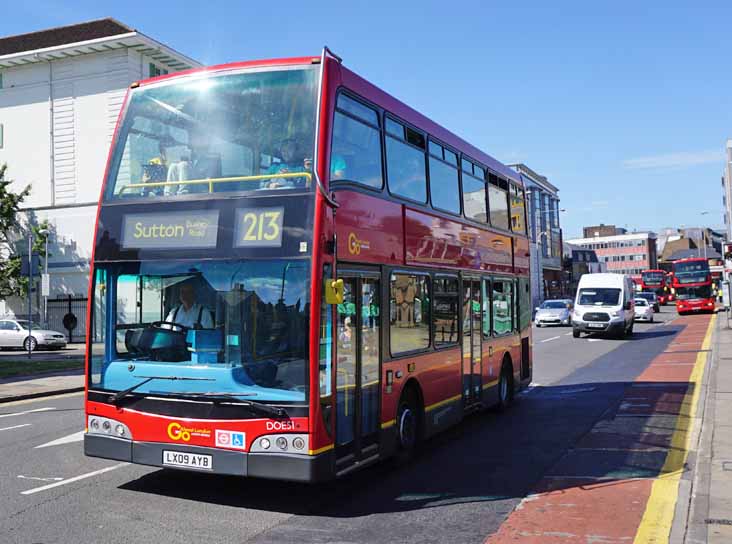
[395,386,421,463]
[496,362,514,412]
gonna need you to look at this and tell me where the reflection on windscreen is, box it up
[107,67,318,199]
[674,262,709,284]
[676,285,712,300]
[90,259,310,401]
[541,301,567,309]
[578,288,621,306]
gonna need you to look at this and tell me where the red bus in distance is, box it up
[640,269,669,305]
[83,49,532,482]
[672,258,714,314]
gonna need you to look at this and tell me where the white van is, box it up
[572,273,635,339]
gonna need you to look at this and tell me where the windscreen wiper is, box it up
[108,375,215,405]
[175,392,288,418]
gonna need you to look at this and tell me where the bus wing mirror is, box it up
[325,279,344,305]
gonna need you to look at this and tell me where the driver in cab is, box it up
[165,283,214,329]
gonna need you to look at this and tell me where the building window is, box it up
[149,63,169,78]
[390,273,430,354]
[331,94,383,188]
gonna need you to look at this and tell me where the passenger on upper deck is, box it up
[165,131,222,195]
[260,138,311,190]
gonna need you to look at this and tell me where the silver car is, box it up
[634,298,654,322]
[0,319,67,351]
[534,299,574,327]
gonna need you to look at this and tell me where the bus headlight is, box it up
[276,437,288,450]
[292,437,305,450]
[260,438,271,450]
[87,416,131,439]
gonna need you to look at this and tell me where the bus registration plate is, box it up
[162,450,212,470]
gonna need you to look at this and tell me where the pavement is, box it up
[684,309,732,543]
[0,344,85,403]
[0,306,727,543]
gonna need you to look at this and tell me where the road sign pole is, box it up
[27,233,32,360]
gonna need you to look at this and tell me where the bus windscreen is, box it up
[106,67,318,199]
[673,261,709,284]
[641,271,664,285]
[89,258,310,402]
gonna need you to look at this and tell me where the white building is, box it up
[723,139,732,241]
[0,19,199,327]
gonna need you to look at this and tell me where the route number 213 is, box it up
[234,207,285,247]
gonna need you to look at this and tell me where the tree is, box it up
[0,163,48,298]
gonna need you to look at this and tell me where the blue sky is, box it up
[6,1,732,237]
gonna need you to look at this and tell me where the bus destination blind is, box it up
[121,210,220,249]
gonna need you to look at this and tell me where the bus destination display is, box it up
[121,210,220,249]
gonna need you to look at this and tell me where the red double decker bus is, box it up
[672,258,714,314]
[640,269,669,304]
[83,49,532,481]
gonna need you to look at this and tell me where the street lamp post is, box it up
[26,228,49,359]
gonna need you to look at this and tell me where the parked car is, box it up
[636,291,660,313]
[0,319,67,351]
[634,298,654,322]
[572,273,635,339]
[534,299,573,327]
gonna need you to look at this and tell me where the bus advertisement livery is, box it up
[640,269,669,304]
[83,49,532,482]
[672,258,714,314]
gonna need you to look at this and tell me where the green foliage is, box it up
[0,163,48,298]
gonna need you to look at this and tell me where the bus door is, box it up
[462,278,482,406]
[334,270,381,470]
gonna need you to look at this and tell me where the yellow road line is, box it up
[0,391,83,408]
[633,314,716,543]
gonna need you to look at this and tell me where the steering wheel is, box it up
[150,321,188,334]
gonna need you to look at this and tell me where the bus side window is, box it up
[331,94,383,189]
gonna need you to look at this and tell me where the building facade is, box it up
[509,163,563,309]
[0,19,199,323]
[565,230,658,277]
[562,242,606,295]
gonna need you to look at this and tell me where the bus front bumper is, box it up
[84,433,333,482]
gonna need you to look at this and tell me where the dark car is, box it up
[636,291,660,313]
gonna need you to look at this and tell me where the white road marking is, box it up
[18,475,63,482]
[35,430,85,449]
[564,332,572,336]
[20,463,127,495]
[0,423,31,432]
[0,407,56,419]
[588,338,604,342]
[541,336,561,343]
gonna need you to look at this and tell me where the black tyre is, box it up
[24,337,37,352]
[496,363,514,412]
[536,323,542,328]
[573,328,580,338]
[395,387,421,463]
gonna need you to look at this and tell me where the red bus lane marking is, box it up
[485,313,715,544]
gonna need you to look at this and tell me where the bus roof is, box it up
[131,53,522,186]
